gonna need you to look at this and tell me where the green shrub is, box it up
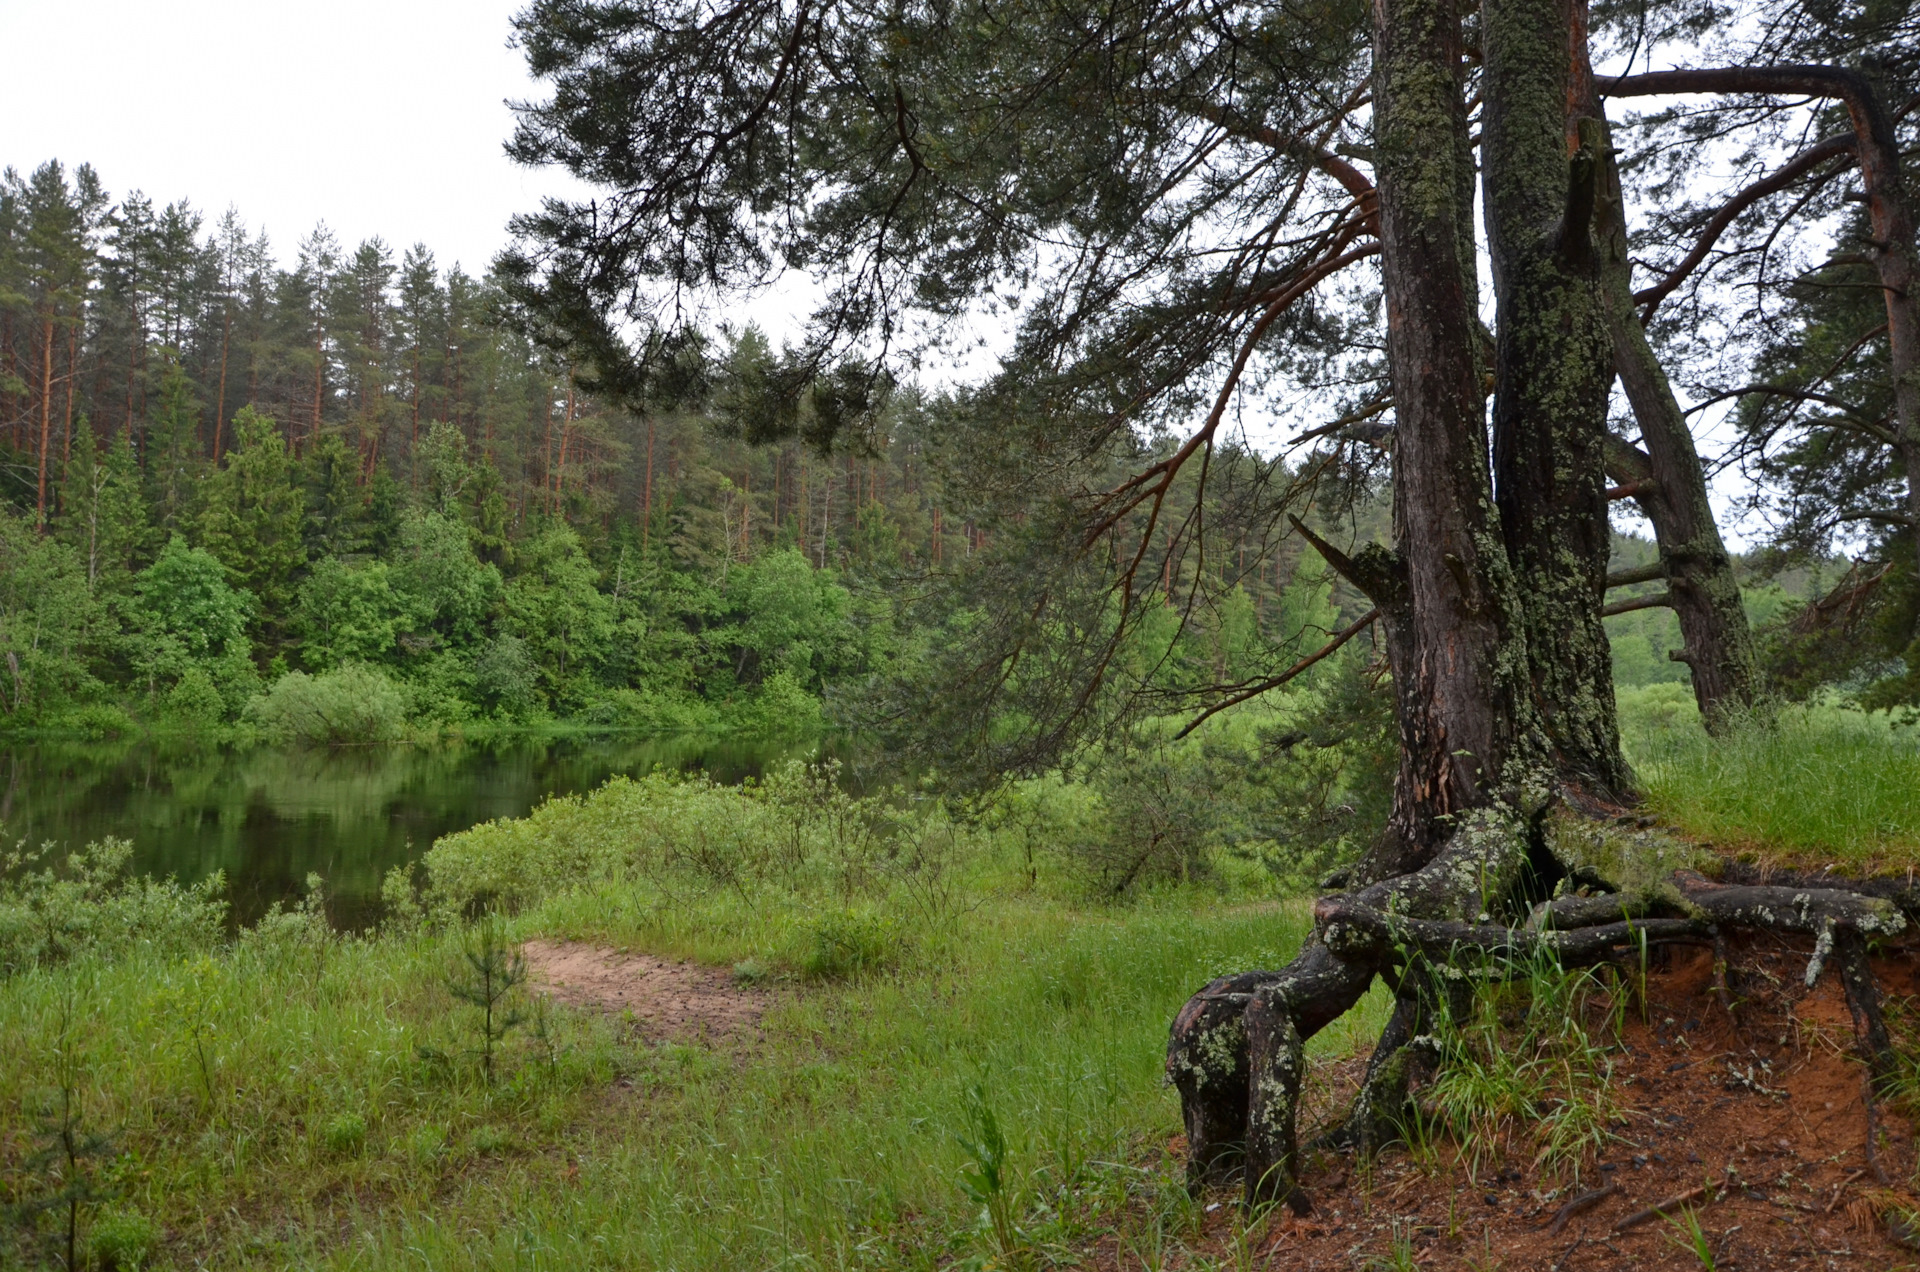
[39,702,137,740]
[89,1206,156,1270]
[243,663,410,746]
[320,1112,368,1158]
[163,667,227,726]
[0,838,225,974]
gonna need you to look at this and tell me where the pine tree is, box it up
[199,406,306,648]
[145,356,200,532]
[55,424,149,590]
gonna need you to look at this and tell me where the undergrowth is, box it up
[1619,684,1920,870]
[0,763,1391,1269]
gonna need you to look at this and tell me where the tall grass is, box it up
[1619,684,1920,870]
[0,765,1391,1269]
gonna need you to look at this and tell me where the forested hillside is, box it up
[0,160,1352,738]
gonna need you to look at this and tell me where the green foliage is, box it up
[295,557,405,669]
[198,407,306,643]
[0,508,104,722]
[127,534,254,707]
[15,989,119,1272]
[243,663,410,746]
[0,837,225,974]
[499,524,613,710]
[1621,691,1920,867]
[956,1080,1027,1269]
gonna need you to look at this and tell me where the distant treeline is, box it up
[0,160,1338,737]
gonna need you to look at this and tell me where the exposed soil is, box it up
[1146,932,1920,1270]
[522,940,767,1042]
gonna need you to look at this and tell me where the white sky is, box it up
[0,0,557,276]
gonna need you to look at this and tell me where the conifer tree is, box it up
[199,406,306,648]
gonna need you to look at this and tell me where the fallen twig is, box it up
[1612,1179,1721,1233]
[1546,1182,1622,1234]
[1824,1168,1867,1214]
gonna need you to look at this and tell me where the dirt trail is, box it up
[1141,935,1920,1270]
[522,940,767,1042]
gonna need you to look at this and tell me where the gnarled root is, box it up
[1170,816,1915,1209]
[1168,808,1536,1206]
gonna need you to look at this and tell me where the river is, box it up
[0,733,814,929]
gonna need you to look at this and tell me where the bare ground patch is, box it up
[522,940,768,1042]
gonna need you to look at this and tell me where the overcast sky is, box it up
[0,0,558,274]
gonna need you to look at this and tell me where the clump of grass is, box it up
[319,1113,366,1158]
[1662,1204,1719,1269]
[1421,954,1624,1181]
[1619,687,1920,870]
[88,1206,156,1270]
[799,910,901,980]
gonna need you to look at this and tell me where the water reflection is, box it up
[0,734,813,929]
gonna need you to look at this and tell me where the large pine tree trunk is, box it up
[1169,0,1553,1209]
[1366,0,1539,871]
[1481,0,1629,802]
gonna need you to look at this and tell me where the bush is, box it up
[243,663,409,746]
[39,702,137,740]
[0,838,226,975]
[163,667,227,726]
[89,1206,157,1270]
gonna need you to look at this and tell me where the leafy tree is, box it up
[500,523,613,709]
[295,557,406,669]
[390,510,500,654]
[127,535,253,701]
[0,510,103,720]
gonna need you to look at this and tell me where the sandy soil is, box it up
[521,939,767,1042]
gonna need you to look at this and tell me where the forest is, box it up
[0,160,1385,745]
[6,0,1920,1269]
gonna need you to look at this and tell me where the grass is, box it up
[0,792,1391,1269]
[8,686,1920,1267]
[1619,683,1920,871]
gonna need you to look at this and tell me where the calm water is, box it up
[0,734,813,929]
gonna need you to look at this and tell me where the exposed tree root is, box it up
[1168,819,1914,1211]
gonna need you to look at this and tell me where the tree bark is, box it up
[1576,102,1759,729]
[1599,66,1920,588]
[38,313,54,532]
[1480,0,1628,801]
[1367,0,1539,869]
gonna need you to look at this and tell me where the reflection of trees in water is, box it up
[0,735,812,928]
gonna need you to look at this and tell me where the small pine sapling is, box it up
[14,990,117,1271]
[447,923,528,1083]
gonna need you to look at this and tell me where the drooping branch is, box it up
[1631,134,1853,319]
[1081,240,1381,553]
[1170,607,1381,740]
